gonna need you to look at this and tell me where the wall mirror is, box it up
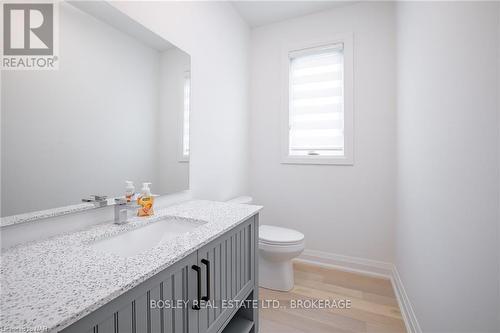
[1,1,191,219]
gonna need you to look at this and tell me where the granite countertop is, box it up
[0,202,98,227]
[0,200,261,333]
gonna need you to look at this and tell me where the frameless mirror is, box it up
[1,1,190,218]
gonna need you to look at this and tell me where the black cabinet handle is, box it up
[191,265,201,310]
[201,259,210,301]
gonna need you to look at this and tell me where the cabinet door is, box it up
[62,252,199,333]
[197,217,255,333]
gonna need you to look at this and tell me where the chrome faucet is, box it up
[82,195,108,207]
[114,198,129,224]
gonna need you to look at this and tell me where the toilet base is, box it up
[259,256,295,291]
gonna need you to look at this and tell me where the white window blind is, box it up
[182,72,190,158]
[288,43,344,157]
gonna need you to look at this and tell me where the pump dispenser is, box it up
[137,182,154,216]
[125,181,135,202]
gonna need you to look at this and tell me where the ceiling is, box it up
[70,1,173,51]
[231,1,352,28]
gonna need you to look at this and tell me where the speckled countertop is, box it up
[0,200,261,333]
[0,202,98,227]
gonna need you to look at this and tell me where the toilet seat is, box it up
[259,225,304,246]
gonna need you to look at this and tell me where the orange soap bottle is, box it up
[137,182,154,217]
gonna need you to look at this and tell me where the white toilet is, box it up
[227,196,305,292]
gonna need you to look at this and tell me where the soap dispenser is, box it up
[125,181,135,203]
[137,182,154,217]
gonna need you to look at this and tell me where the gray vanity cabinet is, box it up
[64,252,199,333]
[197,219,255,333]
[61,215,258,333]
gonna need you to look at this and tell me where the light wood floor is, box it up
[259,261,407,333]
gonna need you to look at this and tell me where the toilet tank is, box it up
[227,196,253,204]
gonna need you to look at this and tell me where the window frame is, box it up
[280,34,354,165]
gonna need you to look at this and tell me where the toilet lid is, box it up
[259,225,304,245]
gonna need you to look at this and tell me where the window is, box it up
[282,36,353,165]
[180,71,190,162]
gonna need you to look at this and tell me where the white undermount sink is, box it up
[91,217,206,257]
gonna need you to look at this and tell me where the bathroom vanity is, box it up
[0,201,261,333]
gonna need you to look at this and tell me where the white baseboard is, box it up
[296,249,422,333]
[390,266,423,333]
[297,249,394,278]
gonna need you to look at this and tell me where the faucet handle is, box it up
[82,194,108,207]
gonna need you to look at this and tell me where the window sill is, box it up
[281,156,353,165]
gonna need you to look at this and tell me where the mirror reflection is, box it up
[1,1,190,217]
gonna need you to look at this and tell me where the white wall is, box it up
[396,2,500,331]
[1,3,160,216]
[157,48,190,194]
[111,1,250,202]
[249,2,397,262]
